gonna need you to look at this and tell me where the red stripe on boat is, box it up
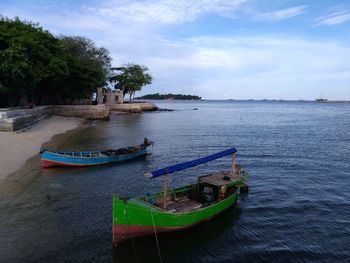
[40,160,92,168]
[112,224,184,245]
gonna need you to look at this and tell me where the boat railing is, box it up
[133,198,164,211]
[54,151,101,157]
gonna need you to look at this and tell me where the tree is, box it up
[0,16,69,106]
[0,43,30,106]
[110,64,152,103]
[58,36,112,103]
[0,17,112,107]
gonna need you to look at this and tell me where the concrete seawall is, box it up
[110,102,157,113]
[0,106,52,132]
[52,105,109,120]
[0,105,109,132]
[0,102,156,132]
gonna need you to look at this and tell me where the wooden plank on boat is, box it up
[199,171,242,186]
[166,198,202,212]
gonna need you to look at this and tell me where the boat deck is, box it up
[166,197,202,213]
[198,171,243,187]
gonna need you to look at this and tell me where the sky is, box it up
[1,0,350,100]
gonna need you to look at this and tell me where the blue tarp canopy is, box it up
[145,147,237,178]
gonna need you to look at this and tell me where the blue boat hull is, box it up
[40,148,148,168]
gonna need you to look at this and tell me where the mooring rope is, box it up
[124,205,140,263]
[150,208,163,263]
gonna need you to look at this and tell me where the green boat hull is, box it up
[112,184,241,245]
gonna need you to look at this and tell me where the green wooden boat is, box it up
[112,147,248,246]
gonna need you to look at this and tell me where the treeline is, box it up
[136,93,201,100]
[0,17,111,107]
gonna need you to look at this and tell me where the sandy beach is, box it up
[0,116,82,181]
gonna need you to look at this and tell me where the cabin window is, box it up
[199,184,219,203]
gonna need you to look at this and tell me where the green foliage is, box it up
[0,17,112,107]
[136,93,201,100]
[0,43,31,106]
[59,36,111,101]
[110,63,152,103]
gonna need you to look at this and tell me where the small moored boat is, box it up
[112,147,248,246]
[315,98,328,102]
[40,138,153,168]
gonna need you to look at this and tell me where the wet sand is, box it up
[0,116,82,182]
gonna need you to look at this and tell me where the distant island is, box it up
[136,93,201,100]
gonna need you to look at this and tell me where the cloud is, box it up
[255,5,306,21]
[315,11,350,26]
[119,34,350,99]
[89,0,248,24]
[1,1,349,100]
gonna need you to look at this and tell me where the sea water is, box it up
[0,100,349,262]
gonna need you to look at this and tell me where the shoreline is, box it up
[0,116,83,182]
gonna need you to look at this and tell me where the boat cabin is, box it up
[143,168,244,213]
[197,171,240,203]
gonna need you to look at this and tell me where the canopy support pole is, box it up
[163,174,168,210]
[231,154,236,179]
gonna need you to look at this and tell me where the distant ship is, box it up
[315,98,328,102]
